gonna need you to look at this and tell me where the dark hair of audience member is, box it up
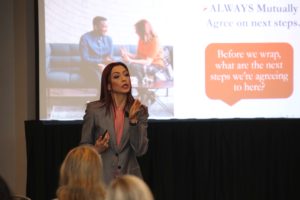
[0,175,13,200]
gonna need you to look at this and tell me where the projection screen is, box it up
[39,0,300,120]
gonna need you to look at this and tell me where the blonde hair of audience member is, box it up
[56,145,106,200]
[106,175,154,200]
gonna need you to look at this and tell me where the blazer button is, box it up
[115,153,119,156]
[118,165,121,169]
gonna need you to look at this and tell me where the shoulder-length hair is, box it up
[99,62,135,114]
[57,145,106,200]
[135,19,156,40]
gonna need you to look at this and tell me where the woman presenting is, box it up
[80,62,149,185]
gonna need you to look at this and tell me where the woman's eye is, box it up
[113,75,120,79]
[124,72,130,77]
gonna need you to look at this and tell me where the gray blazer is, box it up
[80,101,149,185]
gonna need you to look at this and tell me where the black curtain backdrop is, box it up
[25,119,300,200]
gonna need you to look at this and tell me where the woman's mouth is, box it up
[122,84,129,89]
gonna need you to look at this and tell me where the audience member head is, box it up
[106,175,154,200]
[0,175,13,200]
[56,145,105,200]
[93,16,108,35]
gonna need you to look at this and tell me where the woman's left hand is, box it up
[129,99,142,124]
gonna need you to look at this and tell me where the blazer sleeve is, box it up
[129,106,149,156]
[80,103,97,145]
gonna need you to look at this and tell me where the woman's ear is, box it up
[107,84,111,91]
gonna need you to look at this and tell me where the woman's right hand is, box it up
[120,48,132,62]
[120,48,126,58]
[122,52,130,62]
[95,131,110,153]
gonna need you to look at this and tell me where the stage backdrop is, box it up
[25,119,300,200]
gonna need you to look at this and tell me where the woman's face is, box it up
[144,22,151,34]
[109,65,131,94]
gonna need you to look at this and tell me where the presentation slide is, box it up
[39,0,300,120]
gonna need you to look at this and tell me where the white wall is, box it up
[0,0,35,196]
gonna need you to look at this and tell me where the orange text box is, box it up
[205,43,293,105]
